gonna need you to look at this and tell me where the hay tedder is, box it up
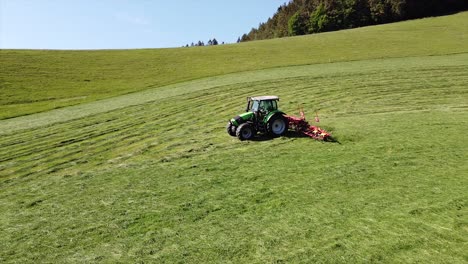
[227,96,333,141]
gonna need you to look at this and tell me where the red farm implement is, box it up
[285,109,332,141]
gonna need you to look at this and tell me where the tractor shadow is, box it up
[248,131,302,141]
[250,131,340,143]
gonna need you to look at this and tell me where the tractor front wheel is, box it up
[267,114,288,137]
[236,123,255,140]
[226,122,237,137]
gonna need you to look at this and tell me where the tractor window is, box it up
[259,100,277,111]
[251,100,259,112]
[271,100,278,110]
[260,101,271,111]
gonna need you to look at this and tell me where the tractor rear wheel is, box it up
[236,123,255,140]
[226,122,236,137]
[267,114,288,137]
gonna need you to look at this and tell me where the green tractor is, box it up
[227,96,289,140]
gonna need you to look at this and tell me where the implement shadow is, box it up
[249,131,340,143]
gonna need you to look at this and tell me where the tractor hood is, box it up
[230,112,254,126]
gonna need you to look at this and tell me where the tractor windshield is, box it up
[250,100,259,112]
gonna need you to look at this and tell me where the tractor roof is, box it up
[249,96,279,101]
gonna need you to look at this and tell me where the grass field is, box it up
[1,13,468,263]
[1,12,467,119]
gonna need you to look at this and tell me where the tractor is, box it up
[226,96,288,140]
[227,96,333,141]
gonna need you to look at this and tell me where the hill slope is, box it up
[0,13,467,263]
[1,12,467,119]
[241,0,468,41]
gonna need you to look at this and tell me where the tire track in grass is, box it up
[0,110,154,179]
[1,121,159,179]
[0,116,146,163]
[0,97,212,180]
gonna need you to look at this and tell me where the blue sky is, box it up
[0,0,285,49]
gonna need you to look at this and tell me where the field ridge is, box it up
[1,12,467,119]
[1,52,467,135]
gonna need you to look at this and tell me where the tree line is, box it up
[184,38,224,47]
[239,0,468,42]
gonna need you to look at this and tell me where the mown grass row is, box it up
[1,52,466,136]
[1,112,466,262]
[1,54,467,262]
[1,55,466,182]
[1,12,467,119]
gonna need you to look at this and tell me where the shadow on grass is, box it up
[249,131,341,143]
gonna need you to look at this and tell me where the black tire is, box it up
[226,122,237,137]
[236,123,255,140]
[267,114,288,137]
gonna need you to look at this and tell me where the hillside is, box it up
[1,12,467,263]
[241,0,468,41]
[0,12,467,119]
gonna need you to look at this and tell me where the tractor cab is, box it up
[227,95,288,140]
[246,96,279,113]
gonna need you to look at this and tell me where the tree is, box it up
[309,3,330,33]
[212,38,218,45]
[344,0,372,28]
[288,11,309,36]
[247,27,258,41]
[237,0,468,42]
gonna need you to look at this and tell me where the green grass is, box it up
[1,12,467,119]
[1,13,468,263]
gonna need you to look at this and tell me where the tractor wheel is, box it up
[226,122,237,137]
[236,123,255,140]
[267,114,288,137]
